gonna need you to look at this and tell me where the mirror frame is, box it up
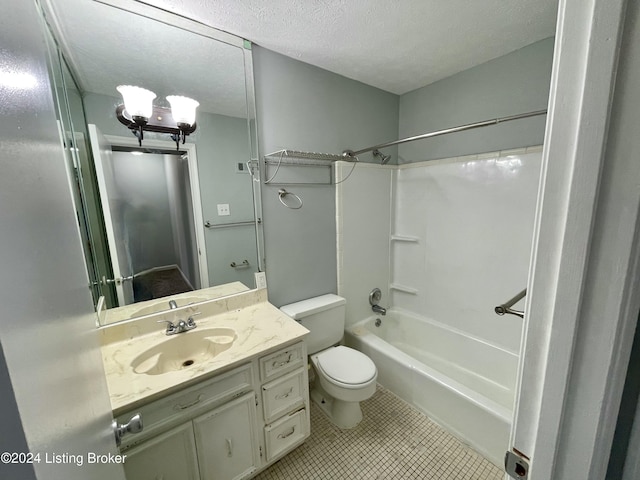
[39,0,265,320]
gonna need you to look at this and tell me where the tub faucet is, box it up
[369,288,387,315]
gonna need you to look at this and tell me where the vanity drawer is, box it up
[118,363,253,448]
[264,409,307,461]
[262,369,306,423]
[259,342,305,382]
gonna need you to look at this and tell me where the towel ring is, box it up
[278,189,303,209]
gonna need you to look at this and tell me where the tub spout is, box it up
[372,304,387,316]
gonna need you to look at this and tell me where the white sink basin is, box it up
[130,328,237,375]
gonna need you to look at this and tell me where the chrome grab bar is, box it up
[230,259,250,269]
[495,288,527,318]
[205,219,260,229]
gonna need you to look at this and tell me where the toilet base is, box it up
[310,383,364,429]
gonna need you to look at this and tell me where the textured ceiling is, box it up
[47,0,248,117]
[48,0,558,116]
[137,0,558,95]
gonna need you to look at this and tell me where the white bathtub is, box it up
[345,308,518,466]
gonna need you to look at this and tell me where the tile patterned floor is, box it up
[255,385,503,480]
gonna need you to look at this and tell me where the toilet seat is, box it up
[314,346,376,386]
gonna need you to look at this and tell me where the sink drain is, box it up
[182,359,195,367]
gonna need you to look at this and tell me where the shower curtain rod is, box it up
[342,109,547,158]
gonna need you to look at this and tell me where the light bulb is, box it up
[116,85,156,119]
[166,95,199,126]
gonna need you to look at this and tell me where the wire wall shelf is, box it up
[264,149,345,163]
[263,149,349,185]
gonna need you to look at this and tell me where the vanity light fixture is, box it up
[116,85,199,149]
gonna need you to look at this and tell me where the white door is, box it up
[89,124,134,306]
[507,0,634,478]
[1,2,128,478]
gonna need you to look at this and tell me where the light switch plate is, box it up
[255,272,267,289]
[217,203,230,216]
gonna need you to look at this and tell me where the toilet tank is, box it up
[280,294,347,355]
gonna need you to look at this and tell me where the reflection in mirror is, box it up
[41,0,263,322]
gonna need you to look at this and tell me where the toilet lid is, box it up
[316,346,376,385]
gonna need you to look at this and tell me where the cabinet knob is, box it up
[112,413,143,446]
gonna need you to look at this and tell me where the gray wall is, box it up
[399,37,554,162]
[253,46,399,306]
[0,2,124,478]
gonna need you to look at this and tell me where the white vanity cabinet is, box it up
[118,341,310,480]
[122,423,200,480]
[194,393,260,480]
[259,342,310,462]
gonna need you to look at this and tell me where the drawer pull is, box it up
[226,438,233,457]
[275,387,294,400]
[174,394,203,411]
[277,426,295,439]
[272,353,293,368]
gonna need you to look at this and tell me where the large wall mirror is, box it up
[39,0,264,324]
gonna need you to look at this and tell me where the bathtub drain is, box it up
[182,359,195,367]
[375,318,382,327]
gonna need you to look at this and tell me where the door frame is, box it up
[92,130,210,303]
[510,0,638,478]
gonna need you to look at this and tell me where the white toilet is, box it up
[280,294,377,429]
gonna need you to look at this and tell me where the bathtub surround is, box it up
[337,148,541,464]
[335,162,394,324]
[337,148,541,350]
[392,149,541,352]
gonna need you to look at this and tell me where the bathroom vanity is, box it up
[99,289,310,480]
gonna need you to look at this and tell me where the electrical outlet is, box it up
[255,272,267,289]
[217,203,230,216]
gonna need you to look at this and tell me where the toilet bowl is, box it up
[309,345,377,429]
[279,294,378,429]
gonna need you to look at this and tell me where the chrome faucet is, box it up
[158,301,200,335]
[369,288,387,316]
[157,315,199,335]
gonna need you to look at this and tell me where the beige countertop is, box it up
[99,289,308,415]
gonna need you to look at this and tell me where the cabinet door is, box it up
[123,423,199,480]
[194,393,260,480]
